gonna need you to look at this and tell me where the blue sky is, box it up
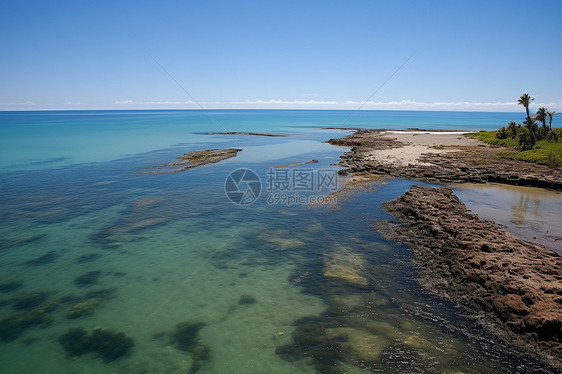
[1,0,561,111]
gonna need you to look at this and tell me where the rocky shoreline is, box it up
[379,185,562,369]
[327,129,562,368]
[329,129,562,189]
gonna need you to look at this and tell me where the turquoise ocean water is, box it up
[0,110,554,373]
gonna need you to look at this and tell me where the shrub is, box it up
[496,127,508,139]
[517,127,535,150]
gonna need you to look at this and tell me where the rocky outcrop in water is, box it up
[380,185,562,368]
[145,148,242,173]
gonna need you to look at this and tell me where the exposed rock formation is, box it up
[380,185,562,368]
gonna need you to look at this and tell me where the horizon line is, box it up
[0,107,536,114]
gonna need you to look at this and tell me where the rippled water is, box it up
[0,110,554,373]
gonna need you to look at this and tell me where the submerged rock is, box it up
[325,327,388,363]
[323,250,369,287]
[67,298,102,319]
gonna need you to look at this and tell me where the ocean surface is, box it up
[0,110,558,373]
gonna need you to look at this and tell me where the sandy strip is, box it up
[365,132,483,166]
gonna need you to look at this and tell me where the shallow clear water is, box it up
[0,110,555,373]
[453,183,562,254]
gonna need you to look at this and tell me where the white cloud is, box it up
[114,100,194,105]
[110,98,562,112]
[0,101,37,106]
[228,99,561,111]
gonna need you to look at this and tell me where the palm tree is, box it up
[517,93,534,121]
[518,93,537,141]
[547,111,556,130]
[535,107,548,130]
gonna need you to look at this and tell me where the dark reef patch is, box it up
[238,295,256,305]
[0,233,47,250]
[58,327,134,363]
[168,321,210,374]
[11,291,50,310]
[23,251,59,266]
[76,253,102,264]
[0,295,59,342]
[74,271,103,288]
[0,281,24,294]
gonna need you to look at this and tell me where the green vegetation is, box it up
[496,141,562,167]
[466,93,560,167]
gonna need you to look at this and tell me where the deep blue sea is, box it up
[0,110,556,373]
